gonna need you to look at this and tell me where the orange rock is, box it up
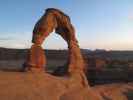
[24,44,46,71]
[24,8,86,80]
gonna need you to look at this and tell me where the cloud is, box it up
[0,40,31,49]
[0,32,32,49]
[0,37,14,41]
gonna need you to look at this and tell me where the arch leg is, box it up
[24,14,55,71]
[56,27,85,74]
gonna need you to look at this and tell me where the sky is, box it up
[0,0,133,50]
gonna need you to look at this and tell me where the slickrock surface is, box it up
[0,71,133,100]
[93,83,133,100]
[0,71,101,100]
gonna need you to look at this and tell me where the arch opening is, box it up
[43,32,68,75]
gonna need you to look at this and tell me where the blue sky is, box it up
[0,0,133,50]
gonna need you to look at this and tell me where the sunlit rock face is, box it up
[0,72,103,100]
[24,8,85,75]
[0,72,133,100]
[21,8,101,100]
[23,45,46,71]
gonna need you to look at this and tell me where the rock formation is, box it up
[0,72,104,100]
[24,8,85,75]
[23,45,46,71]
[22,8,99,100]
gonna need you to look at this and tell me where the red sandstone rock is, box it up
[0,72,104,100]
[25,8,85,76]
[22,9,90,100]
[24,44,46,71]
[23,8,88,93]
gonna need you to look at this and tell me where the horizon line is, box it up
[0,46,133,51]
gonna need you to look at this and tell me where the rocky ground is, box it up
[0,71,133,100]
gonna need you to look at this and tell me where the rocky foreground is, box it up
[0,71,133,100]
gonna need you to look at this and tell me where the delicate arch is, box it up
[24,8,85,74]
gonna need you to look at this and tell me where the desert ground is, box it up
[0,71,132,100]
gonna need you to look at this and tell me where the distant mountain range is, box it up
[0,47,133,61]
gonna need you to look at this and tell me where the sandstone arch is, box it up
[24,8,85,75]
